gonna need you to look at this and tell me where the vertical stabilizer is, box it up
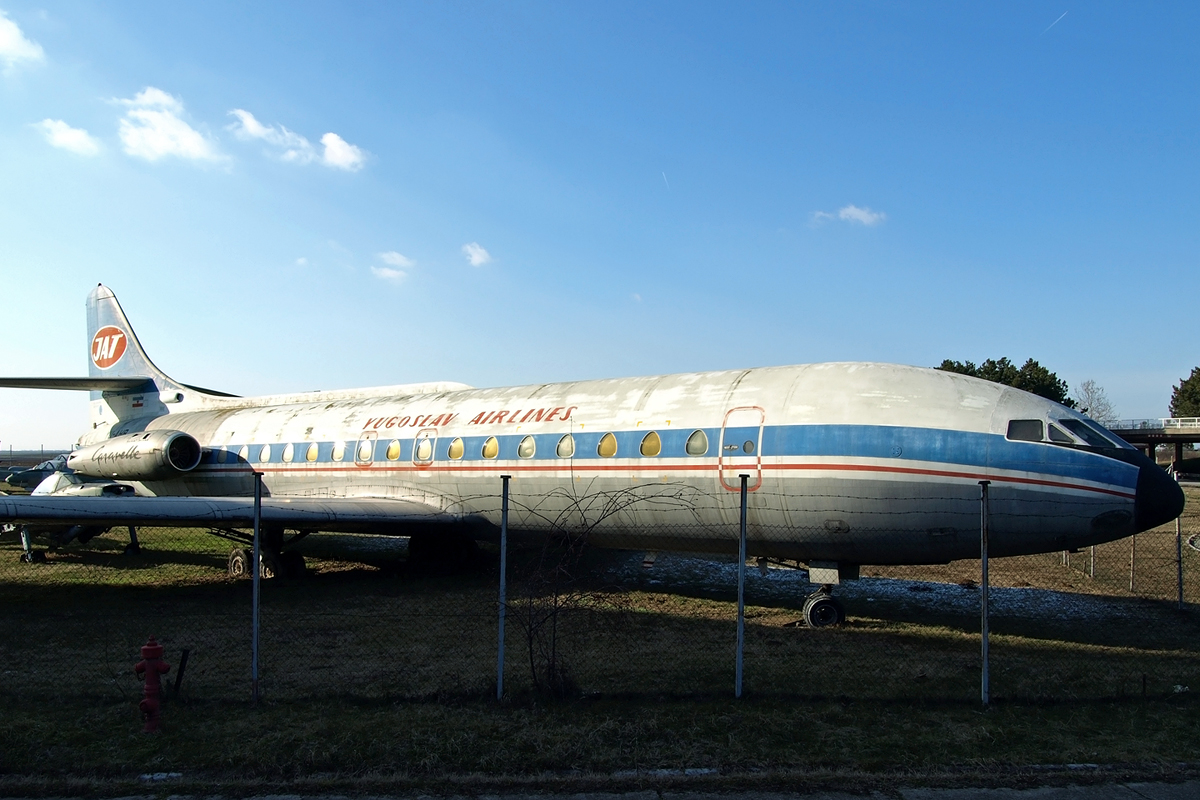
[85,285,189,438]
[87,284,180,386]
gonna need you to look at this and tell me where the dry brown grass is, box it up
[1,492,1199,781]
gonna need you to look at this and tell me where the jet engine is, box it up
[68,430,203,481]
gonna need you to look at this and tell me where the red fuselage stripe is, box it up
[193,460,1137,500]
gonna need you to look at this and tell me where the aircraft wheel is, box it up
[279,551,307,579]
[19,550,46,564]
[258,549,282,579]
[123,542,141,556]
[803,595,844,628]
[227,548,251,578]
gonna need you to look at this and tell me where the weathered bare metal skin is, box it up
[0,285,1184,568]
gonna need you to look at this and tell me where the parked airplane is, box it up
[0,285,1185,625]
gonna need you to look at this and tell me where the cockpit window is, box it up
[1048,424,1073,443]
[1006,420,1043,442]
[1059,419,1119,449]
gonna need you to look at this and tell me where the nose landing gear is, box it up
[802,585,845,627]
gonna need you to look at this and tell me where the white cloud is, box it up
[632,293,643,303]
[811,204,887,227]
[371,265,406,283]
[837,204,886,226]
[462,242,491,266]
[320,132,365,171]
[228,109,316,163]
[295,257,308,266]
[0,11,44,71]
[379,251,414,268]
[228,110,365,171]
[35,119,100,156]
[116,87,222,162]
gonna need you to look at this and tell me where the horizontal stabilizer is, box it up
[0,377,151,391]
[0,495,487,537]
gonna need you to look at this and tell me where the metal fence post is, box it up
[251,471,262,706]
[736,474,748,699]
[497,475,511,700]
[979,480,990,709]
[1177,476,1185,610]
[1130,534,1137,593]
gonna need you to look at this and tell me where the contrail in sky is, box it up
[662,172,670,190]
[1041,11,1068,35]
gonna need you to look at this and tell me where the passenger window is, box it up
[357,440,374,461]
[415,437,433,462]
[217,447,228,464]
[556,434,575,458]
[238,445,249,462]
[282,443,294,463]
[686,429,709,456]
[1048,424,1073,444]
[306,442,319,462]
[518,435,536,458]
[1006,420,1043,442]
[332,441,345,462]
[386,439,401,460]
[447,438,464,459]
[259,445,271,463]
[598,432,617,457]
[482,436,499,459]
[640,431,661,457]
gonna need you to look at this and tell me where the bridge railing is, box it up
[1110,417,1200,431]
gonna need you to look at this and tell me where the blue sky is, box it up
[2,2,1198,449]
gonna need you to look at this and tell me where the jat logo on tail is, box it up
[91,326,128,369]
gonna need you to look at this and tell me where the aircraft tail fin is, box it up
[84,285,235,434]
[87,284,176,386]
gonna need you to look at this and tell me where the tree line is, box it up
[936,358,1200,421]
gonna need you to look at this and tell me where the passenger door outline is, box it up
[719,406,764,492]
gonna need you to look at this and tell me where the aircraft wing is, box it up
[0,495,484,536]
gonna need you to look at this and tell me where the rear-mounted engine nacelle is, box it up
[68,430,202,481]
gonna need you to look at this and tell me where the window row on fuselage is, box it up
[207,428,725,466]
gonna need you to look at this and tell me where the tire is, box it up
[259,550,282,579]
[803,596,844,628]
[227,548,250,579]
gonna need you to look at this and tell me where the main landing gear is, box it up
[226,547,307,579]
[802,585,845,628]
[215,525,309,580]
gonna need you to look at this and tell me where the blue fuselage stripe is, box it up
[200,423,1139,490]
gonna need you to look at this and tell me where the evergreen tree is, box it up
[1169,367,1200,418]
[938,357,1074,407]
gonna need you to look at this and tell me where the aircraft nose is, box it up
[1134,460,1185,533]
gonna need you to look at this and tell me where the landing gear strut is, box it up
[802,585,845,628]
[223,523,309,580]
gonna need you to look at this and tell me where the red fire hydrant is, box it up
[134,636,171,733]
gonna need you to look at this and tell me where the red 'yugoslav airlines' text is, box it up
[362,406,577,430]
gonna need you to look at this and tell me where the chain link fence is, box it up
[2,485,1198,709]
